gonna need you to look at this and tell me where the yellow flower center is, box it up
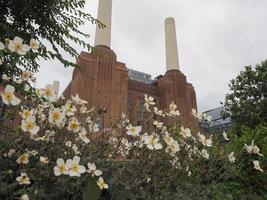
[15,43,22,50]
[130,127,136,132]
[4,92,13,101]
[21,175,28,181]
[23,111,30,118]
[26,122,34,130]
[31,43,37,48]
[59,164,66,172]
[71,163,79,172]
[20,155,28,162]
[44,89,53,97]
[52,112,60,121]
[70,122,78,129]
[22,74,29,79]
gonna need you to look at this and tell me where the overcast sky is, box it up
[35,0,267,112]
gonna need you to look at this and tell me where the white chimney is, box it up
[94,0,112,48]
[53,81,60,98]
[165,17,180,71]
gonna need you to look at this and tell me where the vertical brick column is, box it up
[63,46,128,127]
[158,70,190,127]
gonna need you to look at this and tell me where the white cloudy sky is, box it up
[36,0,267,112]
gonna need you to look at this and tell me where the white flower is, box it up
[153,121,164,129]
[228,151,236,163]
[20,194,29,200]
[169,102,180,116]
[16,153,29,164]
[16,173,30,185]
[21,109,34,119]
[14,78,23,84]
[80,105,88,113]
[203,113,212,122]
[30,39,39,50]
[54,158,68,176]
[2,74,10,80]
[8,37,30,55]
[72,144,81,155]
[253,160,264,172]
[120,138,132,154]
[21,116,40,136]
[1,85,21,105]
[87,163,103,177]
[78,128,90,144]
[64,102,77,116]
[244,143,253,154]
[126,125,142,136]
[164,133,180,155]
[197,133,212,147]
[66,156,86,177]
[24,84,30,92]
[49,108,65,126]
[0,41,4,50]
[97,177,108,190]
[28,150,38,156]
[179,127,192,138]
[192,109,202,119]
[0,58,2,65]
[164,133,175,146]
[153,107,164,116]
[143,133,163,150]
[144,94,155,111]
[6,149,16,158]
[22,70,31,81]
[65,141,72,147]
[244,140,263,156]
[146,177,151,183]
[67,117,80,133]
[40,156,49,164]
[166,140,180,156]
[71,94,88,105]
[252,145,263,156]
[42,84,57,101]
[201,149,209,159]
[223,131,229,141]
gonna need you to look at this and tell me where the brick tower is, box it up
[63,0,199,129]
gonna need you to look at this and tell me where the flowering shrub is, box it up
[0,37,266,199]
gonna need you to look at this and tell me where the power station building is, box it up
[63,0,199,129]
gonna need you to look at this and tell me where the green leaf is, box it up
[82,177,102,200]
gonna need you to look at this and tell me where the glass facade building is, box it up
[200,106,231,133]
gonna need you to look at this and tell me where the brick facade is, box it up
[63,46,199,130]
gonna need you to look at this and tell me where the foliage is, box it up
[205,124,267,199]
[224,61,267,134]
[0,0,103,79]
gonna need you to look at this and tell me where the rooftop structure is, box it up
[128,69,154,84]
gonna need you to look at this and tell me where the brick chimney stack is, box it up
[95,0,112,48]
[165,17,180,71]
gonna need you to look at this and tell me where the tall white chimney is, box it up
[94,0,112,48]
[165,17,180,71]
[53,81,60,98]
